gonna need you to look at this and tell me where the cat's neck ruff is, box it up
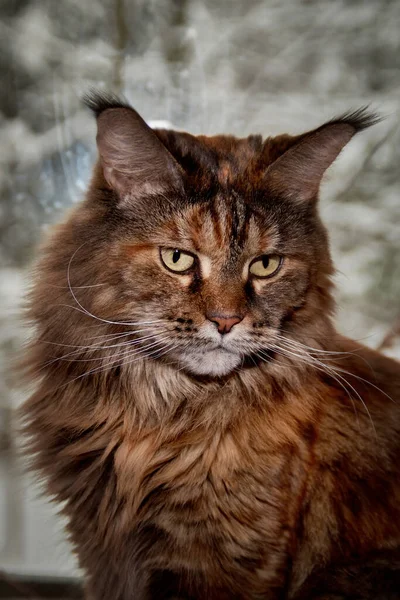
[120,354,317,428]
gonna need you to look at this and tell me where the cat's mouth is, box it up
[172,346,243,377]
[201,341,237,352]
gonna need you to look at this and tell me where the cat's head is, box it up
[36,93,378,379]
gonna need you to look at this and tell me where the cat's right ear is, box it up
[84,92,184,200]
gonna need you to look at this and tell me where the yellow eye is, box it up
[160,248,195,273]
[249,255,282,278]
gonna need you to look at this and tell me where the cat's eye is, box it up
[160,248,195,273]
[249,255,282,278]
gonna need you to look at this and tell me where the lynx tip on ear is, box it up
[263,107,383,204]
[82,89,133,118]
[327,107,383,133]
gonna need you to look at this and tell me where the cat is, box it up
[21,91,400,599]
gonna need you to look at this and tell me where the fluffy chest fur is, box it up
[25,353,400,599]
[29,362,318,598]
[114,422,301,591]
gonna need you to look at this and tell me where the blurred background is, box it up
[0,0,399,596]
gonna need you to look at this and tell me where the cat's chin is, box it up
[177,349,242,377]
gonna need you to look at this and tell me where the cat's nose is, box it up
[207,314,243,335]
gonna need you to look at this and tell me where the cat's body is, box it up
[22,94,400,599]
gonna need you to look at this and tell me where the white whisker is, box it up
[41,330,170,370]
[66,244,167,328]
[46,283,108,289]
[43,328,167,351]
[278,335,354,357]
[86,324,165,340]
[57,337,173,388]
[276,336,393,404]
[268,341,377,437]
[258,347,361,427]
[52,334,172,364]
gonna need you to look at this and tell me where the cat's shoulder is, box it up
[335,333,400,401]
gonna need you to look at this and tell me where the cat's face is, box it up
[68,94,375,378]
[112,193,324,377]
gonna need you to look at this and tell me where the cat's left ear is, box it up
[84,91,184,200]
[264,109,380,204]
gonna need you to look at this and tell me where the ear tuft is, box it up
[83,89,133,118]
[327,107,383,133]
[83,89,184,201]
[264,108,382,204]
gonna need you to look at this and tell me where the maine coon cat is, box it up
[22,92,400,599]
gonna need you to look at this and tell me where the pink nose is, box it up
[208,314,243,334]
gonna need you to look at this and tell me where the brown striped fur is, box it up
[21,93,400,599]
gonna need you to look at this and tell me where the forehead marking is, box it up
[231,193,247,246]
[209,200,224,247]
[218,162,231,186]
